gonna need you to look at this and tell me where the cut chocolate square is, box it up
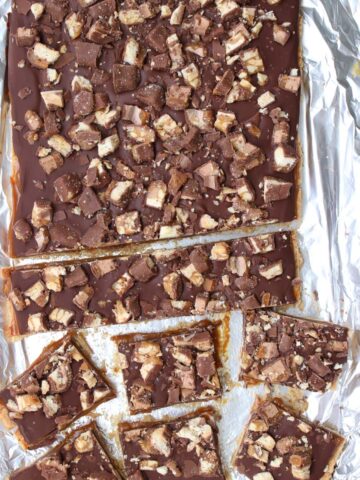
[114,322,222,413]
[234,397,345,480]
[0,334,114,449]
[119,410,225,479]
[10,423,121,479]
[8,0,301,257]
[240,310,349,392]
[4,232,299,337]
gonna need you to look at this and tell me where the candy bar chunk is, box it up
[5,231,298,336]
[120,410,225,479]
[113,64,140,93]
[0,335,114,449]
[234,398,345,480]
[10,424,121,479]
[241,310,349,392]
[115,322,221,413]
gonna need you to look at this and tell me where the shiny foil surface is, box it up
[0,1,359,479]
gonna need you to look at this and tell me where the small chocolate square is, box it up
[120,410,225,479]
[0,335,114,449]
[114,322,222,413]
[234,398,345,480]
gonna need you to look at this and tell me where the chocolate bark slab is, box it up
[9,423,122,479]
[240,310,349,392]
[4,231,299,337]
[119,409,225,479]
[8,0,301,257]
[114,322,222,413]
[0,334,114,449]
[234,397,345,480]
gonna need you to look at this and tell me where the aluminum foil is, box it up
[0,0,360,479]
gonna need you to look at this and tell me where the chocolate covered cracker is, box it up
[10,423,121,479]
[0,335,114,449]
[8,0,301,257]
[119,410,225,479]
[234,398,345,480]
[240,310,349,392]
[5,232,298,337]
[114,322,222,413]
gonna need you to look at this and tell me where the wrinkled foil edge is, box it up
[0,0,359,479]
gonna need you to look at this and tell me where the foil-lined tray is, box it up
[0,0,360,478]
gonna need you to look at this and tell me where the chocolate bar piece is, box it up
[5,232,298,337]
[119,410,225,479]
[0,334,114,449]
[10,423,121,479]
[234,398,345,480]
[115,322,221,413]
[8,0,300,257]
[241,310,349,392]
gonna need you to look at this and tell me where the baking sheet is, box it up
[0,0,360,479]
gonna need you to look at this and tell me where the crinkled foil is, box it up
[0,0,360,479]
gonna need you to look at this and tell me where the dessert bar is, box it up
[234,397,345,480]
[115,322,221,413]
[10,423,121,479]
[5,231,298,337]
[119,409,225,479]
[0,334,114,449]
[241,310,349,392]
[8,0,300,257]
